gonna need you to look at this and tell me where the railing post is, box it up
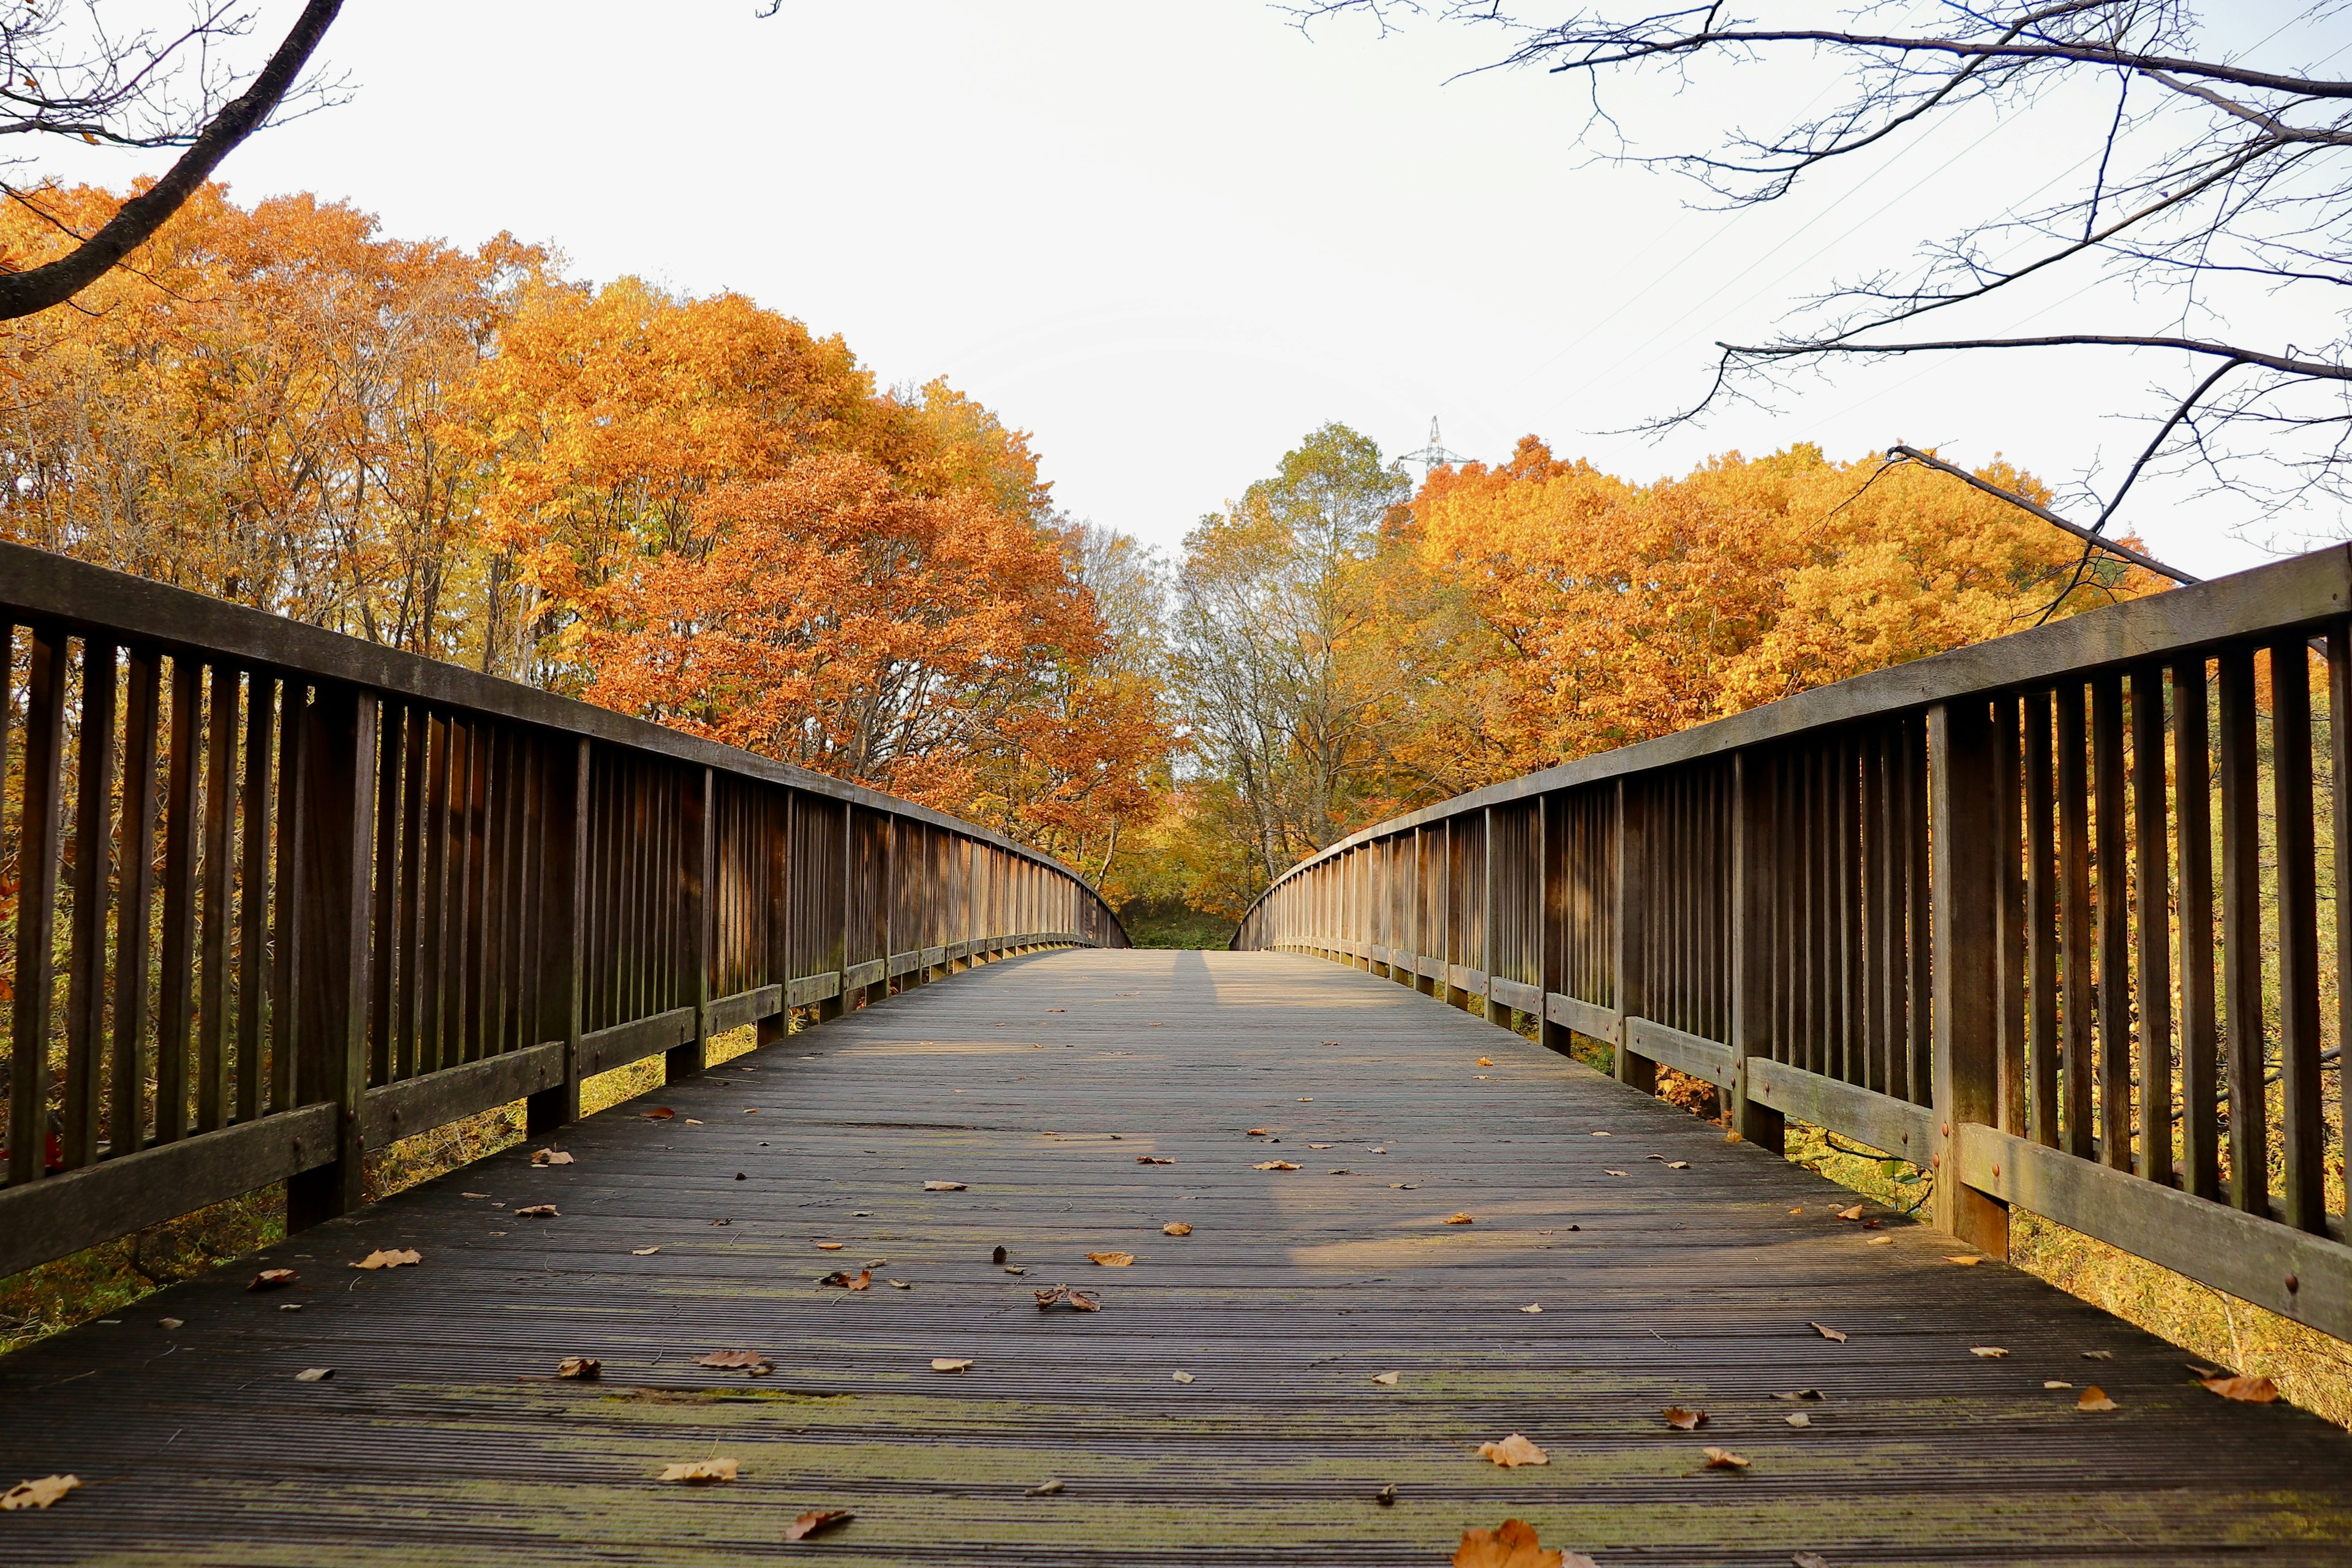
[1730,752,1785,1152]
[1929,698,2010,1257]
[1613,777,1654,1092]
[668,766,711,1081]
[285,686,377,1232]
[1539,794,1571,1055]
[529,738,588,1133]
[1482,807,1508,1025]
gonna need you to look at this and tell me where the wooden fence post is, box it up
[1539,794,1572,1055]
[1730,752,1785,1152]
[1613,777,1654,1091]
[285,686,377,1232]
[1483,807,1509,1025]
[529,738,588,1134]
[668,766,710,1081]
[1929,697,2010,1257]
[760,789,792,1044]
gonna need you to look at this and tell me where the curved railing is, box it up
[0,543,1125,1278]
[1237,545,2351,1346]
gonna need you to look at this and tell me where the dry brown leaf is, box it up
[2076,1386,2119,1412]
[658,1458,737,1485]
[1453,1517,1581,1568]
[1605,1169,1629,1177]
[1034,1284,1102,1312]
[1663,1406,1706,1430]
[1086,1251,1136,1267]
[643,1107,675,1120]
[159,1317,183,1330]
[293,1368,334,1382]
[1835,1205,1866,1221]
[1702,1446,1751,1470]
[1329,1167,1351,1175]
[1162,1222,1193,1236]
[818,1269,872,1291]
[531,1148,575,1166]
[922,1180,968,1191]
[514,1204,559,1218]
[1970,1346,2008,1359]
[1785,1412,1811,1428]
[2201,1374,2279,1403]
[1475,1433,1550,1467]
[630,1246,661,1256]
[1476,1058,1495,1067]
[1026,1479,1063,1496]
[1809,1322,1848,1343]
[1945,1255,1982,1266]
[1793,1554,1831,1568]
[1444,1212,1475,1224]
[1172,1370,1195,1384]
[0,1475,80,1510]
[1298,1096,1313,1101]
[247,1268,298,1292]
[1865,1237,1893,1246]
[1308,1143,1335,1150]
[1666,1161,1691,1169]
[350,1249,421,1270]
[1253,1160,1301,1171]
[1372,1371,1399,1386]
[1136,1155,1175,1165]
[785,1509,853,1541]
[815,1242,845,1251]
[2044,1380,2073,1389]
[1520,1303,1543,1314]
[932,1357,973,1373]
[1771,1389,1825,1402]
[2082,1349,2114,1360]
[557,1357,601,1380]
[695,1350,774,1375]
[1245,1127,1272,1136]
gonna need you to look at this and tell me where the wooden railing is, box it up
[1237,545,2352,1344]
[0,544,1125,1279]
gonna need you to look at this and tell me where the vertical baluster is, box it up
[2092,670,2132,1168]
[1931,696,2009,1256]
[285,687,375,1230]
[1991,693,2027,1136]
[419,712,451,1072]
[2130,666,2175,1186]
[233,676,276,1126]
[156,657,202,1147]
[2270,639,2325,1231]
[196,670,236,1132]
[62,639,119,1169]
[9,627,67,1186]
[269,682,306,1115]
[110,648,162,1156]
[1839,734,1862,1086]
[2332,624,2352,1226]
[2174,660,2221,1199]
[1860,731,1887,1093]
[1905,714,1932,1106]
[2024,688,2060,1146]
[458,719,489,1062]
[2057,679,2094,1157]
[2217,646,2266,1213]
[369,705,403,1088]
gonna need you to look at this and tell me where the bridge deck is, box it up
[2,950,2346,1566]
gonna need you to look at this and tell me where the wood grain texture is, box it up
[5,950,2346,1566]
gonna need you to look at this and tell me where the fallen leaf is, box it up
[630,1246,662,1256]
[2044,1380,2073,1389]
[1520,1303,1544,1314]
[922,1180,968,1191]
[1370,1146,1387,1153]
[159,1317,183,1330]
[1162,1222,1193,1236]
[2076,1386,2119,1412]
[2200,1374,2279,1403]
[2082,1349,2114,1360]
[1475,1433,1550,1467]
[932,1358,974,1373]
[1477,1058,1495,1067]
[514,1204,559,1218]
[1026,1479,1064,1496]
[684,1118,703,1125]
[1663,1406,1706,1430]
[1444,1212,1475,1224]
[1702,1446,1751,1470]
[1770,1389,1825,1402]
[1666,1161,1691,1169]
[1793,1554,1833,1568]
[1945,1255,1981,1266]
[1375,1483,1396,1507]
[1309,1143,1335,1150]
[658,1458,738,1485]
[1789,1208,1803,1215]
[643,1107,675,1120]
[1004,1265,1028,1275]
[1254,1161,1302,1171]
[992,1246,1008,1264]
[247,1268,298,1292]
[1087,1251,1136,1267]
[1605,1169,1629,1177]
[0,1475,80,1510]
[785,1509,853,1541]
[293,1368,333,1382]
[1784,1412,1811,1428]
[1865,1237,1893,1246]
[1034,1284,1102,1312]
[558,1357,601,1380]
[1809,1322,1849,1343]
[350,1248,421,1270]
[1453,1517,1581,1568]
[818,1269,872,1291]
[531,1148,575,1166]
[1836,1205,1866,1221]
[1136,1156,1175,1166]
[1172,1370,1195,1384]
[1372,1371,1400,1386]
[2187,1363,2223,1379]
[1297,1096,1313,1102]
[1970,1346,2008,1359]
[695,1350,774,1375]
[462,1192,492,1199]
[1590,1130,1613,1136]
[1329,1168,1351,1175]
[816,1243,848,1254]
[1246,1128,1272,1136]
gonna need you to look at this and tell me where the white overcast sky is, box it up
[47,2,2351,576]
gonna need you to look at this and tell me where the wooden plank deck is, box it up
[2,949,2348,1566]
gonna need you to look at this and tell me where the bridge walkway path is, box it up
[2,949,2346,1566]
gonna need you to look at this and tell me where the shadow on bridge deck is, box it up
[2,950,2346,1566]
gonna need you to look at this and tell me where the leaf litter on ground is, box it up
[1452,1517,1596,1568]
[785,1510,853,1541]
[695,1350,774,1375]
[1475,1433,1549,1467]
[658,1458,737,1485]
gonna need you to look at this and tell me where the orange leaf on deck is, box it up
[785,1509,853,1541]
[1970,1346,2008,1359]
[2202,1374,2278,1402]
[514,1205,559,1218]
[531,1148,575,1166]
[1476,1058,1495,1067]
[818,1268,871,1291]
[2077,1386,2119,1411]
[0,1475,80,1510]
[643,1107,675,1120]
[1162,1222,1193,1236]
[1087,1251,1136,1267]
[557,1357,601,1380]
[1245,1128,1272,1136]
[1444,1212,1474,1224]
[1453,1517,1589,1568]
[1663,1406,1706,1430]
[1835,1205,1865,1221]
[695,1350,774,1374]
[1702,1447,1751,1470]
[1136,1156,1175,1165]
[658,1458,737,1485]
[922,1180,967,1191]
[1809,1322,1848,1343]
[1254,1161,1301,1171]
[932,1357,973,1373]
[247,1268,297,1291]
[1476,1433,1549,1467]
[350,1249,421,1270]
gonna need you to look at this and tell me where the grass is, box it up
[0,1022,771,1357]
[1117,898,1237,950]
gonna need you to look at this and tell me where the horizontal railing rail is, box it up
[0,543,1125,1278]
[1235,545,2352,1344]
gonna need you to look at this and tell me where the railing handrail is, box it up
[0,541,1101,895]
[1240,543,2351,914]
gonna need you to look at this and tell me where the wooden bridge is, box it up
[4,543,2352,1564]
